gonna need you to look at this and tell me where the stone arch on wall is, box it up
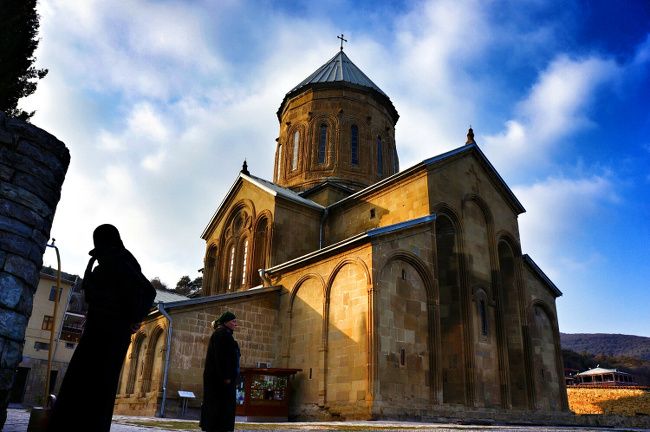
[462,194,494,294]
[286,273,326,411]
[497,234,528,408]
[251,212,273,287]
[462,194,503,408]
[125,333,146,395]
[434,210,473,406]
[141,325,166,393]
[376,251,437,406]
[323,258,371,409]
[526,300,566,411]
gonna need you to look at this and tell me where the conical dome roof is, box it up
[277,50,398,123]
[289,50,388,96]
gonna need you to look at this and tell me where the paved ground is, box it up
[4,407,649,432]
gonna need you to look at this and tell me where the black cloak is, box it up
[200,325,240,432]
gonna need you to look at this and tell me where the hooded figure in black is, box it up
[200,311,240,432]
[48,224,156,432]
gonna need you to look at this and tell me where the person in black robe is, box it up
[200,311,240,432]
[48,224,155,432]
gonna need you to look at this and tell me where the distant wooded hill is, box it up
[561,333,650,361]
[561,333,650,385]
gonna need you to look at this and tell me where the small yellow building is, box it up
[11,267,82,407]
[115,49,568,421]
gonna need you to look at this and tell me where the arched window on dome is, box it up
[393,146,399,173]
[377,135,383,177]
[276,143,283,181]
[351,124,359,166]
[291,131,299,171]
[318,124,327,164]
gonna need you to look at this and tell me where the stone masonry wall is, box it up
[114,290,282,418]
[0,112,69,426]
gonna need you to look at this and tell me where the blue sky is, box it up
[24,0,649,336]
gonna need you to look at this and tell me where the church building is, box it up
[113,47,568,421]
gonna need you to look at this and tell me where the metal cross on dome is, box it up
[338,33,347,51]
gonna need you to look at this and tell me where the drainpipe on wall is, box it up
[319,208,329,249]
[157,302,173,418]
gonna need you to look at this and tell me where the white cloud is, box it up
[513,174,619,280]
[483,55,620,178]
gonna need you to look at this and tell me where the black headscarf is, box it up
[90,224,125,257]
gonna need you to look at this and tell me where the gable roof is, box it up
[523,254,562,298]
[154,288,188,303]
[328,143,526,215]
[201,171,323,240]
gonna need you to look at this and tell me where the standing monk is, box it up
[48,224,156,432]
[201,311,240,432]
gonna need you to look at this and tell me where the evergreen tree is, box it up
[175,275,192,295]
[0,0,48,120]
[150,277,169,291]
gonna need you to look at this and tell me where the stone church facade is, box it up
[113,49,568,420]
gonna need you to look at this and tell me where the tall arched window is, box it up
[318,124,327,164]
[240,238,249,287]
[351,125,359,166]
[219,208,254,292]
[227,245,236,291]
[292,131,299,170]
[377,136,383,176]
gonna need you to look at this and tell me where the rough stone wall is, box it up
[15,357,70,407]
[0,112,69,425]
[326,170,430,245]
[272,200,321,267]
[372,228,434,417]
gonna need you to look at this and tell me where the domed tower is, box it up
[274,48,399,205]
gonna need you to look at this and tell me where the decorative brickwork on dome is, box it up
[274,52,399,201]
